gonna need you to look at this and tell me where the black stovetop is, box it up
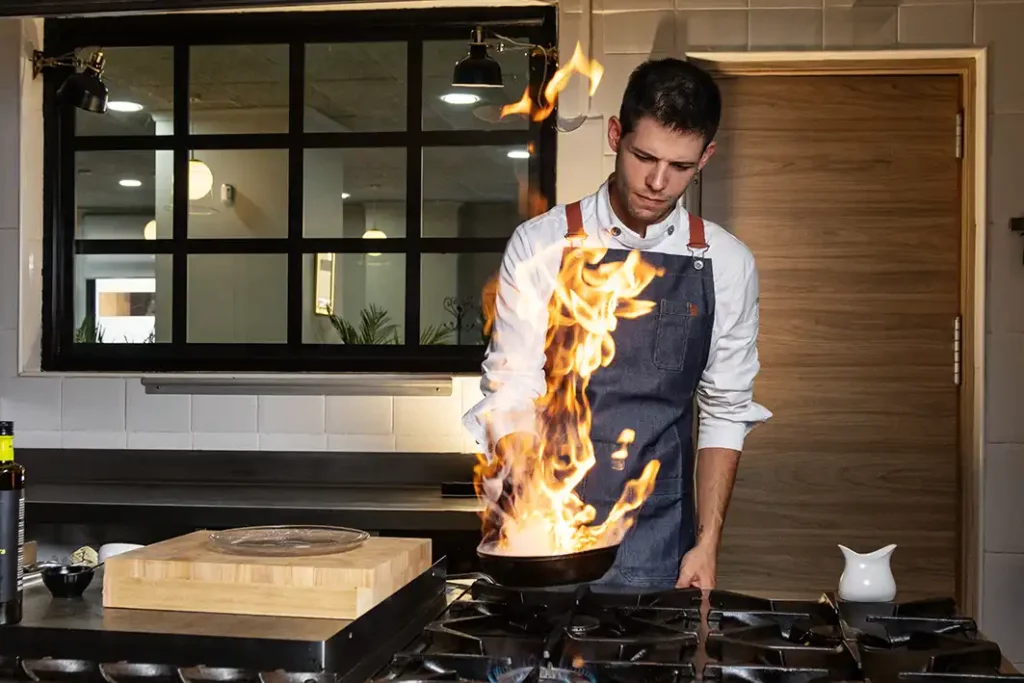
[369,583,1024,683]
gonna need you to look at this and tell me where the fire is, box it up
[501,41,604,122]
[474,242,664,557]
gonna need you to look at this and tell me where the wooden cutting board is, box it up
[102,530,432,620]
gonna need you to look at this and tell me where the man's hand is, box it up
[676,541,717,589]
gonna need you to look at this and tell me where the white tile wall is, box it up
[191,395,258,433]
[0,0,1023,652]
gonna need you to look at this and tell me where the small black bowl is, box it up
[41,565,95,598]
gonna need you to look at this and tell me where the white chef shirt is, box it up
[462,179,772,456]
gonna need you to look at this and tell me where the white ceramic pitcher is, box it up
[837,543,897,602]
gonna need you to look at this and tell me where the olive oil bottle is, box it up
[0,421,25,625]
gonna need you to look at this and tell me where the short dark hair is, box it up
[618,58,722,145]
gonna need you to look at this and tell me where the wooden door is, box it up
[700,75,962,598]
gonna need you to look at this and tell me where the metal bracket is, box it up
[1011,216,1024,265]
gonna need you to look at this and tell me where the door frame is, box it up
[684,48,988,619]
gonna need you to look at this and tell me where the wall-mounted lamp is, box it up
[32,48,109,113]
[1011,217,1024,265]
[452,27,504,89]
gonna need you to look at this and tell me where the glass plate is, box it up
[208,525,369,557]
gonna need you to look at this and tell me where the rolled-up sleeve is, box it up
[462,221,559,456]
[696,249,772,452]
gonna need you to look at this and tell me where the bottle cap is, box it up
[0,422,12,437]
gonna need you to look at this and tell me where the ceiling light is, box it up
[108,100,144,113]
[188,159,214,201]
[341,192,351,199]
[441,92,481,105]
[143,219,156,240]
[452,26,503,88]
[119,179,143,188]
[507,149,530,160]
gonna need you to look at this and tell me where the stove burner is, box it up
[488,665,595,683]
[567,616,601,636]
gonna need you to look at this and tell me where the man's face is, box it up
[608,115,716,227]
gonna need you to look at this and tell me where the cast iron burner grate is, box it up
[468,583,704,611]
[426,605,699,664]
[486,664,595,683]
[857,631,1007,683]
[371,653,696,683]
[705,624,859,680]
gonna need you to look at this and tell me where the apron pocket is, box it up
[653,299,702,372]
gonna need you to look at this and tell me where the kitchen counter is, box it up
[26,483,483,532]
[0,561,450,680]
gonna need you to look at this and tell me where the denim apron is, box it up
[561,199,715,591]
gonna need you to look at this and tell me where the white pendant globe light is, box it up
[362,228,386,257]
[188,159,214,200]
[143,219,157,240]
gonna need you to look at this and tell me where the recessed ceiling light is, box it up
[107,101,144,113]
[441,92,481,105]
[507,149,530,160]
[119,179,143,187]
[341,192,351,199]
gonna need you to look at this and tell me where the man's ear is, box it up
[697,140,716,171]
[607,116,623,153]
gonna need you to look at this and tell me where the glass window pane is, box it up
[74,254,172,344]
[304,148,406,238]
[187,254,287,343]
[187,149,288,238]
[75,150,173,240]
[422,39,530,132]
[305,43,407,133]
[303,253,406,344]
[190,45,289,134]
[420,253,500,346]
[421,146,528,237]
[77,47,174,137]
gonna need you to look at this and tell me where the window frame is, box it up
[41,6,558,373]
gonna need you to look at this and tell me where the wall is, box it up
[0,0,1023,655]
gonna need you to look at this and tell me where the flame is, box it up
[500,42,604,123]
[474,242,665,557]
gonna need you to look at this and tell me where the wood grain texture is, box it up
[102,531,432,621]
[701,75,962,598]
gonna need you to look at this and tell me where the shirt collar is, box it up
[593,177,683,250]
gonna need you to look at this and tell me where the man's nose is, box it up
[647,163,670,192]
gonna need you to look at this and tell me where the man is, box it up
[463,58,771,591]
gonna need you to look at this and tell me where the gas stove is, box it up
[369,582,1024,683]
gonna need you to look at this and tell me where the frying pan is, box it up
[476,540,620,587]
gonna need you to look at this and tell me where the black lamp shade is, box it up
[452,44,503,88]
[58,71,108,113]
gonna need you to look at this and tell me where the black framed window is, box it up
[41,7,557,373]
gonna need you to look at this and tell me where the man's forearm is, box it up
[694,447,741,550]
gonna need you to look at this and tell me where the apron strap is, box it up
[564,201,586,240]
[687,211,708,250]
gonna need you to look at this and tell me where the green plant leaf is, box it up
[420,322,455,345]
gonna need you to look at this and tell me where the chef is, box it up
[463,58,772,591]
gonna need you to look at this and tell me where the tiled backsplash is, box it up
[0,327,484,452]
